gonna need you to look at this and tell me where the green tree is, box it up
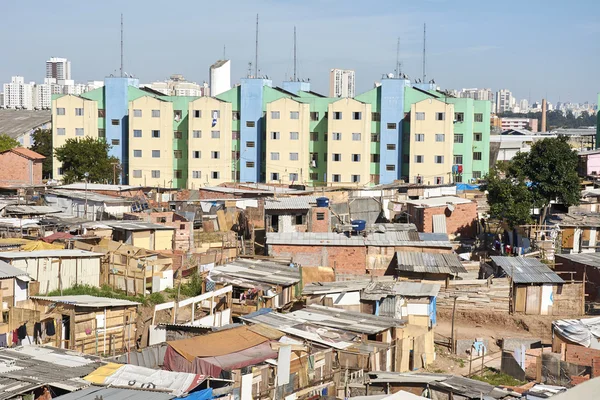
[54,137,120,184]
[0,134,20,152]
[30,128,52,179]
[485,169,533,229]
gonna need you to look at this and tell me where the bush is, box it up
[471,369,525,386]
[45,284,165,306]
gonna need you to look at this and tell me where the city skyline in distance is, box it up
[2,0,599,103]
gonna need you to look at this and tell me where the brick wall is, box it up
[0,152,42,186]
[309,207,330,233]
[408,202,477,237]
[565,343,600,376]
[269,244,367,274]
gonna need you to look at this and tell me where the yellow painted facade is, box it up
[51,95,99,179]
[265,98,311,184]
[187,97,233,187]
[128,96,174,187]
[326,98,371,186]
[154,230,175,251]
[409,99,454,185]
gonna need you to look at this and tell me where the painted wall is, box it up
[379,79,410,183]
[163,96,199,188]
[282,81,311,94]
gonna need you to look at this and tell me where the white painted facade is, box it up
[209,60,231,97]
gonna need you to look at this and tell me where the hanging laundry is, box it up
[17,323,27,340]
[45,320,56,336]
[33,322,42,342]
[12,329,18,346]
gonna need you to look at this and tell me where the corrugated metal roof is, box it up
[302,280,373,295]
[362,281,441,300]
[395,252,467,274]
[47,189,134,204]
[0,260,28,279]
[31,295,140,308]
[267,232,453,248]
[0,249,103,258]
[106,221,175,231]
[432,214,447,234]
[54,387,176,400]
[556,253,600,268]
[5,205,62,215]
[490,256,564,284]
[418,232,449,241]
[404,196,472,208]
[58,183,142,191]
[210,258,301,287]
[264,196,319,210]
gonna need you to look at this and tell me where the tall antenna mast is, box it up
[422,23,426,83]
[120,14,124,78]
[223,45,226,60]
[293,26,297,81]
[254,14,259,78]
[395,37,401,76]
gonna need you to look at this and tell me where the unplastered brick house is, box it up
[0,147,45,187]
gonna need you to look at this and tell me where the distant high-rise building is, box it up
[496,89,513,114]
[459,88,493,101]
[209,60,231,97]
[519,99,529,113]
[46,57,71,81]
[329,69,355,98]
[2,76,33,109]
[142,74,208,97]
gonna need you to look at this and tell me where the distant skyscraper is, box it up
[2,76,33,109]
[495,89,513,114]
[142,74,207,97]
[209,60,231,97]
[459,88,493,101]
[329,69,355,98]
[46,57,71,81]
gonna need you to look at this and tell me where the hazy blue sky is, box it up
[3,0,600,103]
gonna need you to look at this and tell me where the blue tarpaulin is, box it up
[177,388,213,400]
[456,183,480,191]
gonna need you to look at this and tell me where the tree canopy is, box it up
[0,134,20,152]
[30,129,52,179]
[54,137,120,184]
[485,169,533,229]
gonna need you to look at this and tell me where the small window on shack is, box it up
[316,212,325,221]
[294,214,306,225]
[158,217,167,223]
[180,224,185,230]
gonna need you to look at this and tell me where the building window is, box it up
[332,153,341,162]
[133,150,142,158]
[133,109,142,117]
[58,167,64,175]
[455,175,463,183]
[151,170,160,178]
[310,172,319,180]
[152,150,160,158]
[473,152,482,160]
[332,174,341,182]
[290,132,299,140]
[324,133,328,141]
[174,150,182,159]
[193,151,201,159]
[152,130,160,138]
[133,129,142,138]
[57,128,65,136]
[232,131,240,139]
[192,171,201,178]
[98,129,105,138]
[310,112,319,121]
[111,119,119,125]
[211,171,220,179]
[174,169,182,179]
[270,131,280,140]
[211,130,220,139]
[132,170,142,178]
[387,144,396,150]
[351,174,360,183]
[435,134,445,142]
[246,141,255,148]
[473,171,482,179]
[455,112,464,122]
[414,176,423,184]
[271,172,280,181]
[271,111,280,119]
[474,113,483,122]
[290,111,299,119]
[435,176,444,184]
[414,155,424,163]
[352,112,362,120]
[174,131,182,139]
[232,111,240,120]
[415,134,425,142]
[192,130,201,138]
[386,164,395,171]
[246,121,255,127]
[211,151,220,159]
[194,110,201,118]
[352,154,361,162]
[474,132,482,141]
[372,112,381,121]
[387,123,397,129]
[212,110,220,118]
[152,109,160,118]
[57,108,65,115]
[371,133,380,142]
[271,152,280,161]
[453,154,463,164]
[415,112,425,120]
[317,212,325,220]
[290,152,299,161]
[435,112,445,121]
[111,139,120,145]
[310,132,319,141]
[246,161,255,168]
[332,132,342,141]
[289,173,298,181]
[454,134,464,143]
[434,155,444,164]
[352,132,361,141]
[75,108,84,116]
[371,154,380,162]
[333,112,342,120]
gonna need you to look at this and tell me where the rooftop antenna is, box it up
[223,45,226,60]
[120,13,124,78]
[254,14,259,78]
[395,37,401,77]
[293,26,297,81]
[422,23,426,83]
[247,62,252,78]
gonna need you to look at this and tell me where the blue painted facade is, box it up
[413,82,437,92]
[239,78,271,183]
[282,81,311,95]
[379,78,409,184]
[104,77,139,184]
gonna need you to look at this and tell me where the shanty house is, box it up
[106,221,175,251]
[45,189,134,220]
[555,253,600,302]
[30,295,138,354]
[0,249,102,294]
[403,196,478,237]
[264,196,319,232]
[390,251,467,281]
[302,280,373,311]
[0,261,30,308]
[0,147,45,187]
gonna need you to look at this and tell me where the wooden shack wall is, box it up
[73,305,137,355]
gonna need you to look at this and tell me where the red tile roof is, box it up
[1,147,46,160]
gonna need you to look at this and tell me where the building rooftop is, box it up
[105,220,175,231]
[57,183,143,191]
[210,59,229,69]
[210,258,301,287]
[552,212,600,228]
[404,196,472,208]
[47,189,134,204]
[264,196,319,210]
[266,231,453,248]
[0,147,46,160]
[362,281,441,300]
[0,109,51,140]
[0,249,103,258]
[200,186,273,195]
[0,260,29,279]
[555,252,600,268]
[54,387,176,400]
[395,252,468,274]
[5,205,62,215]
[302,280,376,295]
[490,256,564,284]
[31,295,141,308]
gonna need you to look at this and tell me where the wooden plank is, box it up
[526,285,541,315]
[515,285,527,313]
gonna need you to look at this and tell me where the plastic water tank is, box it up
[352,220,367,232]
[316,197,330,207]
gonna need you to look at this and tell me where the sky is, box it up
[3,0,600,104]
